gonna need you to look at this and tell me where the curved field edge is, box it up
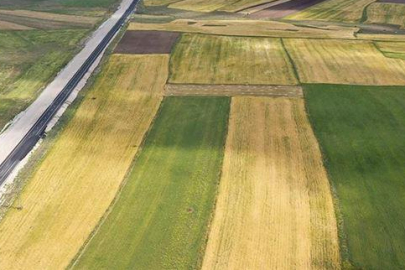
[71,97,230,270]
[0,54,168,270]
[202,97,340,269]
[304,84,405,269]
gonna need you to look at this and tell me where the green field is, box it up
[305,84,405,269]
[0,0,119,9]
[72,97,230,270]
[286,0,374,23]
[0,29,86,131]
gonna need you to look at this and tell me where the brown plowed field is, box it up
[165,84,303,97]
[202,97,341,270]
[249,0,327,19]
[114,30,180,54]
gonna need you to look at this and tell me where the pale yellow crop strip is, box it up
[169,34,298,85]
[0,55,168,270]
[202,97,340,269]
[284,39,405,85]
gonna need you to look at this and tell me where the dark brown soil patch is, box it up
[114,30,180,54]
[249,0,326,19]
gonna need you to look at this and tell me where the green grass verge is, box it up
[304,84,405,270]
[72,96,230,270]
[0,29,87,131]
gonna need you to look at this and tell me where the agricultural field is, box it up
[0,54,168,270]
[169,34,298,85]
[0,30,87,131]
[2,0,405,269]
[375,41,405,59]
[305,84,405,269]
[72,97,230,270]
[283,38,405,85]
[365,3,405,28]
[202,97,340,269]
[286,0,375,23]
[0,0,119,132]
[0,9,99,29]
[129,18,358,39]
[167,0,274,13]
[0,0,119,10]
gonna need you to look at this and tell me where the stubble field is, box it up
[283,38,405,85]
[169,34,298,85]
[202,97,340,270]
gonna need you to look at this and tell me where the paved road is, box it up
[0,0,139,184]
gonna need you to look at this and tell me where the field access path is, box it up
[0,0,138,186]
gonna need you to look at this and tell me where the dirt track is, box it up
[165,84,303,97]
[249,0,326,19]
[114,30,180,54]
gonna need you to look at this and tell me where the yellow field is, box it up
[169,0,276,12]
[0,9,98,26]
[357,34,405,42]
[0,20,32,30]
[286,0,375,22]
[238,0,289,14]
[376,41,405,59]
[203,97,340,269]
[365,3,405,28]
[0,54,168,270]
[284,39,405,85]
[143,0,181,6]
[169,34,298,85]
[129,19,358,39]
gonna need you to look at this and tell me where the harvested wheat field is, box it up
[165,84,303,97]
[283,38,405,85]
[376,41,405,59]
[0,54,168,270]
[169,0,274,12]
[143,0,181,6]
[365,3,405,28]
[170,34,298,85]
[129,19,357,39]
[286,0,375,22]
[203,97,340,270]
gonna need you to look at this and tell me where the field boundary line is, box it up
[302,88,351,268]
[280,37,302,83]
[67,95,165,270]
